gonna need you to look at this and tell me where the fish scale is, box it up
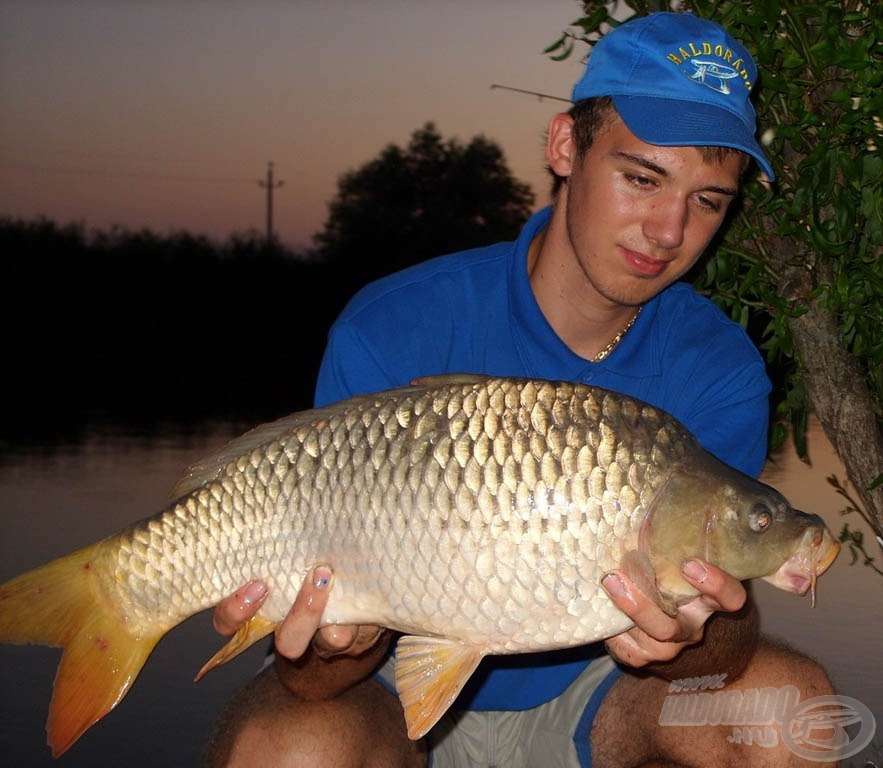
[0,374,839,755]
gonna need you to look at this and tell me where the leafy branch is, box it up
[828,473,883,578]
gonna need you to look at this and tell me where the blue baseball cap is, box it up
[572,12,774,180]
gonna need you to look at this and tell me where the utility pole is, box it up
[258,161,284,246]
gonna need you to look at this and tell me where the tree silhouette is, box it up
[314,123,535,290]
[1,126,534,444]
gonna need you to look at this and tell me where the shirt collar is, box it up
[508,206,664,382]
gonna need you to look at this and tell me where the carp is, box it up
[0,375,839,756]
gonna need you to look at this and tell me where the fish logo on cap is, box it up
[686,59,741,95]
[663,39,754,93]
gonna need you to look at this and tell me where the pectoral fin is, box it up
[619,550,679,617]
[394,635,484,740]
[195,614,277,681]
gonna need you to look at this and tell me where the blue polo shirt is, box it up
[314,206,771,710]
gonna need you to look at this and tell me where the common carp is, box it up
[0,375,839,756]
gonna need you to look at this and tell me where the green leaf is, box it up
[543,36,567,55]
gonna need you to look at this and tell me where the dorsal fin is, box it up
[409,373,491,388]
[169,373,495,501]
[169,405,334,500]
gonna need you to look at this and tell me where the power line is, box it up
[0,162,254,185]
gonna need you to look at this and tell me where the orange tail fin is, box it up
[0,543,162,756]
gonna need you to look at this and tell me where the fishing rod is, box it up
[489,84,573,104]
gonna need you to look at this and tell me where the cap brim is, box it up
[613,95,775,181]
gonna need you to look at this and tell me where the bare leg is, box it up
[202,664,428,768]
[590,636,837,768]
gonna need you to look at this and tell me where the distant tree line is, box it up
[1,124,535,447]
[1,219,341,445]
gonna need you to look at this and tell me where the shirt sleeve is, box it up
[313,320,403,407]
[682,356,771,479]
[643,287,772,480]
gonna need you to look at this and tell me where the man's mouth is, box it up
[621,248,669,277]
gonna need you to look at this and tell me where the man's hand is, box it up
[213,568,391,702]
[213,579,270,636]
[212,567,385,661]
[601,558,748,668]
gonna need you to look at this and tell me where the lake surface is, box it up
[0,418,880,766]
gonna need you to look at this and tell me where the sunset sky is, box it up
[1,0,589,250]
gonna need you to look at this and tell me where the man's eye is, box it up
[696,195,722,212]
[625,173,654,188]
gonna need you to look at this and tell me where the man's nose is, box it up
[643,197,687,249]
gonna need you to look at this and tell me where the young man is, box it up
[205,13,834,768]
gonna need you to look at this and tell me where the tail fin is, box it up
[0,543,162,757]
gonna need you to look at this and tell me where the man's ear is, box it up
[546,113,576,178]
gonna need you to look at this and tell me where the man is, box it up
[204,12,834,767]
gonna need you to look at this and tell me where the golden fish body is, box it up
[114,376,671,649]
[0,375,839,754]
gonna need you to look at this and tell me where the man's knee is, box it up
[220,696,374,768]
[591,636,838,767]
[202,666,427,768]
[655,636,837,767]
[736,635,834,698]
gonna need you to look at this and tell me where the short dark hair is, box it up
[549,97,749,196]
[548,97,615,197]
[569,96,617,159]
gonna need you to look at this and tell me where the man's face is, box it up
[560,114,744,308]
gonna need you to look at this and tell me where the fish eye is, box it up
[749,503,773,533]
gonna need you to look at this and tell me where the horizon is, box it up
[1,1,587,250]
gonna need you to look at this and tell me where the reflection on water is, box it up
[0,419,879,766]
[0,424,260,768]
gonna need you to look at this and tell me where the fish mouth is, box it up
[763,526,840,603]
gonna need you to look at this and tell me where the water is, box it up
[0,419,880,766]
[0,425,259,768]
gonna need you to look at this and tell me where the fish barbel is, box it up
[0,374,839,756]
